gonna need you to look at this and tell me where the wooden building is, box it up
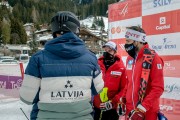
[33,28,107,56]
[79,28,107,55]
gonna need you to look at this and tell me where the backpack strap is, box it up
[138,48,155,103]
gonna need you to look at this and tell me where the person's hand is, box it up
[120,97,126,103]
[128,108,145,120]
[100,100,113,111]
[117,102,126,116]
[117,97,126,116]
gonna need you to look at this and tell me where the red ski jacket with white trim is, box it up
[124,44,164,115]
[93,55,127,109]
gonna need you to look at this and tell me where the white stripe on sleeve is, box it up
[19,74,41,103]
[93,72,104,93]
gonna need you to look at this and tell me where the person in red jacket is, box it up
[122,26,164,120]
[93,41,127,120]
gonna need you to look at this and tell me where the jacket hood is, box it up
[44,32,87,59]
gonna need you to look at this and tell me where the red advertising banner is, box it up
[109,1,180,120]
[160,98,180,120]
[142,9,180,35]
[108,0,141,22]
[161,55,180,78]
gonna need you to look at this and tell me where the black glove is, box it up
[117,97,126,116]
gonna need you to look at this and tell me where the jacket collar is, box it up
[136,44,149,60]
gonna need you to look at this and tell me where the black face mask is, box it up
[103,52,114,60]
[124,43,136,58]
[103,52,115,69]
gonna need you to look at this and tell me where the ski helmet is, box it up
[51,11,80,37]
[103,41,117,52]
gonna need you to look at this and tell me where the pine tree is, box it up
[32,6,39,23]
[10,33,20,44]
[100,16,105,30]
[3,0,118,32]
[1,18,11,44]
[10,18,27,44]
[91,16,98,29]
[28,31,38,55]
[7,0,18,7]
[0,24,2,42]
[12,3,21,20]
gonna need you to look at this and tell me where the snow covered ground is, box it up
[0,63,32,120]
[80,16,108,31]
[0,98,32,120]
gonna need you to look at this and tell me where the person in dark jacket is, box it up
[93,41,127,120]
[19,11,104,120]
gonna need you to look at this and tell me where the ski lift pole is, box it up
[99,87,108,120]
[20,108,29,120]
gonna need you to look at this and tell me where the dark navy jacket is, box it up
[19,32,104,120]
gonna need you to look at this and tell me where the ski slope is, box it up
[0,98,32,120]
[0,63,31,120]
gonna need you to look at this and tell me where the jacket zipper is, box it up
[132,57,137,109]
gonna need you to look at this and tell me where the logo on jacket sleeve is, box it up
[157,64,162,69]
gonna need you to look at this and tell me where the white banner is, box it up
[108,17,142,40]
[146,32,180,55]
[161,77,180,100]
[142,0,180,16]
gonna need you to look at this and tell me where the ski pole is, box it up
[99,110,103,120]
[20,108,29,120]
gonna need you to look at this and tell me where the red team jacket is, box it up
[93,55,127,109]
[124,44,164,119]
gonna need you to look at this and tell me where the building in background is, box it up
[79,28,107,57]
